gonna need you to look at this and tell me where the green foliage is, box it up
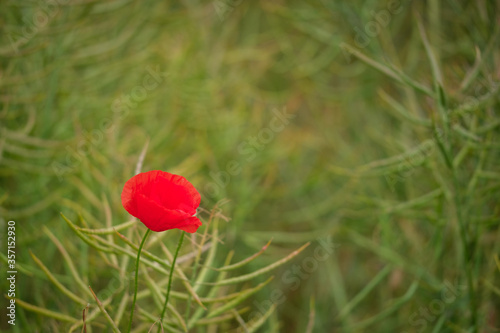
[13,206,308,332]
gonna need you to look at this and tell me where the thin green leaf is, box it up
[43,227,93,298]
[337,265,392,320]
[9,297,78,323]
[30,250,87,305]
[378,89,431,127]
[339,43,433,96]
[206,277,273,319]
[218,239,273,271]
[305,296,315,333]
[417,18,442,85]
[115,230,171,269]
[77,219,136,235]
[245,304,276,333]
[193,223,218,292]
[89,286,121,333]
[61,213,115,253]
[206,242,310,286]
[348,282,419,330]
[194,308,250,326]
[158,241,206,309]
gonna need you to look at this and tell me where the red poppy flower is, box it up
[121,170,201,233]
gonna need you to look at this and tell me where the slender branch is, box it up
[89,286,120,332]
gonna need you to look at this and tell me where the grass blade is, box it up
[207,242,310,286]
[206,277,273,319]
[218,239,272,271]
[339,43,433,96]
[89,286,121,333]
[8,296,78,323]
[29,250,87,305]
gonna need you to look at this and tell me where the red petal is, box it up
[121,170,202,232]
[154,171,200,214]
[176,217,202,233]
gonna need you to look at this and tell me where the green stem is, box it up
[452,171,477,330]
[158,231,185,333]
[127,228,151,333]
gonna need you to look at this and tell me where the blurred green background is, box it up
[1,0,499,332]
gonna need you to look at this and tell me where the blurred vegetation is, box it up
[1,0,499,332]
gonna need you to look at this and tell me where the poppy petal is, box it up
[121,170,202,233]
[175,217,202,233]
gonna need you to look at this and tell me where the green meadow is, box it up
[1,0,499,332]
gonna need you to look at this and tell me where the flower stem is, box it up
[158,231,185,333]
[127,228,151,333]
